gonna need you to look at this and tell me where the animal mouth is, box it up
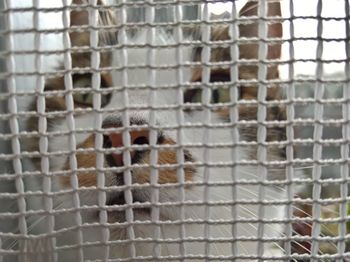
[103,134,153,219]
[100,132,194,221]
[106,191,152,221]
[103,134,149,167]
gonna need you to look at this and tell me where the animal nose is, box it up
[104,128,149,166]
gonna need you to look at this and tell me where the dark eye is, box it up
[184,73,231,104]
[72,74,111,107]
[73,77,93,106]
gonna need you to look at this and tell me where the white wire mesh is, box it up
[0,0,349,261]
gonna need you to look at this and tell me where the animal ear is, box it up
[70,0,88,26]
[70,0,91,47]
[239,0,282,95]
[70,0,117,47]
[69,0,118,70]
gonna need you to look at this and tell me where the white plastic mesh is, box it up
[0,0,349,261]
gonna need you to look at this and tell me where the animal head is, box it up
[24,0,286,259]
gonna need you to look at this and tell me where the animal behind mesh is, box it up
[0,0,349,261]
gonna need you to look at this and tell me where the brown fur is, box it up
[60,136,194,188]
[133,138,195,184]
[188,0,285,177]
[25,0,117,169]
[70,0,118,68]
[191,1,282,100]
[60,135,97,188]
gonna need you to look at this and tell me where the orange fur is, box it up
[60,135,97,188]
[60,136,195,188]
[134,138,195,184]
